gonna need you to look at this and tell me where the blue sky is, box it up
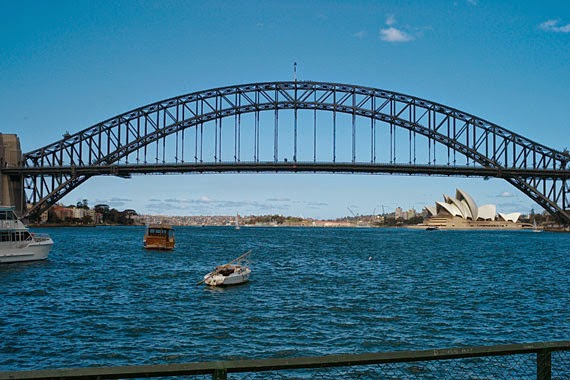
[1,0,569,218]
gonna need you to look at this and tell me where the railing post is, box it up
[213,368,227,380]
[537,350,551,380]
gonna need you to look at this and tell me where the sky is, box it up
[1,0,569,219]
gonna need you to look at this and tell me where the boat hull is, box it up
[0,240,53,264]
[221,271,251,285]
[204,268,251,287]
[144,243,175,250]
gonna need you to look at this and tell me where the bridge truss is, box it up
[13,81,570,224]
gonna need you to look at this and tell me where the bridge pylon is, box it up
[0,134,25,216]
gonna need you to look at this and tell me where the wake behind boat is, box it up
[0,206,53,264]
[200,250,252,287]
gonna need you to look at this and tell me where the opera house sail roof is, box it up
[425,188,521,224]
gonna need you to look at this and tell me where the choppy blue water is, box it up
[1,226,569,371]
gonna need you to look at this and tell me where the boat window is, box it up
[9,232,21,241]
[0,210,17,220]
[0,232,28,242]
[147,228,171,237]
[0,232,11,242]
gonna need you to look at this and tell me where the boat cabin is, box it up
[0,207,20,229]
[143,224,175,250]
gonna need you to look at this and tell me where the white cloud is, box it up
[353,30,366,39]
[93,197,132,208]
[145,196,292,216]
[379,16,414,43]
[307,202,328,207]
[466,0,477,5]
[498,191,514,198]
[380,27,414,42]
[540,19,570,33]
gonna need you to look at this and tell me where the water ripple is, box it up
[1,226,569,370]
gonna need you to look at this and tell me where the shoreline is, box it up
[28,223,569,232]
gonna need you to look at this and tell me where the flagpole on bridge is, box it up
[294,62,297,82]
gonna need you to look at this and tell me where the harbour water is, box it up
[1,226,569,371]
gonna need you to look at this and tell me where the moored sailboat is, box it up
[532,219,542,233]
[199,250,252,287]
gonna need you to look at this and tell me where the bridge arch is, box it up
[15,81,570,224]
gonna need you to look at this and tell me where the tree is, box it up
[94,204,110,213]
[47,209,61,223]
[94,204,110,223]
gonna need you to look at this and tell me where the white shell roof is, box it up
[436,201,463,217]
[478,204,497,220]
[456,188,478,220]
[498,212,521,223]
[425,206,437,216]
[425,188,518,222]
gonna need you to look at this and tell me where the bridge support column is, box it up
[0,134,24,216]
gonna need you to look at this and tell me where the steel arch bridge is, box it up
[6,81,570,224]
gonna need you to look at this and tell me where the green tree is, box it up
[76,199,89,209]
[47,209,61,223]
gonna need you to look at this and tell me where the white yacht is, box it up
[199,250,252,287]
[0,206,53,264]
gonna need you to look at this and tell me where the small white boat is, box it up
[235,213,241,230]
[0,206,54,264]
[200,250,252,287]
[532,219,542,233]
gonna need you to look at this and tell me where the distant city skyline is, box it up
[58,174,529,220]
[2,1,568,219]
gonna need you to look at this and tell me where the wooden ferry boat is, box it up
[143,224,175,250]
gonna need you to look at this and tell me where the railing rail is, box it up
[1,341,569,380]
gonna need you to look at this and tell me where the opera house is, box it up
[420,188,531,230]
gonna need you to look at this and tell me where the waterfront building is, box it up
[48,204,101,224]
[52,204,74,220]
[395,207,404,220]
[422,188,531,230]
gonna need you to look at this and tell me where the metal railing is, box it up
[1,341,569,379]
